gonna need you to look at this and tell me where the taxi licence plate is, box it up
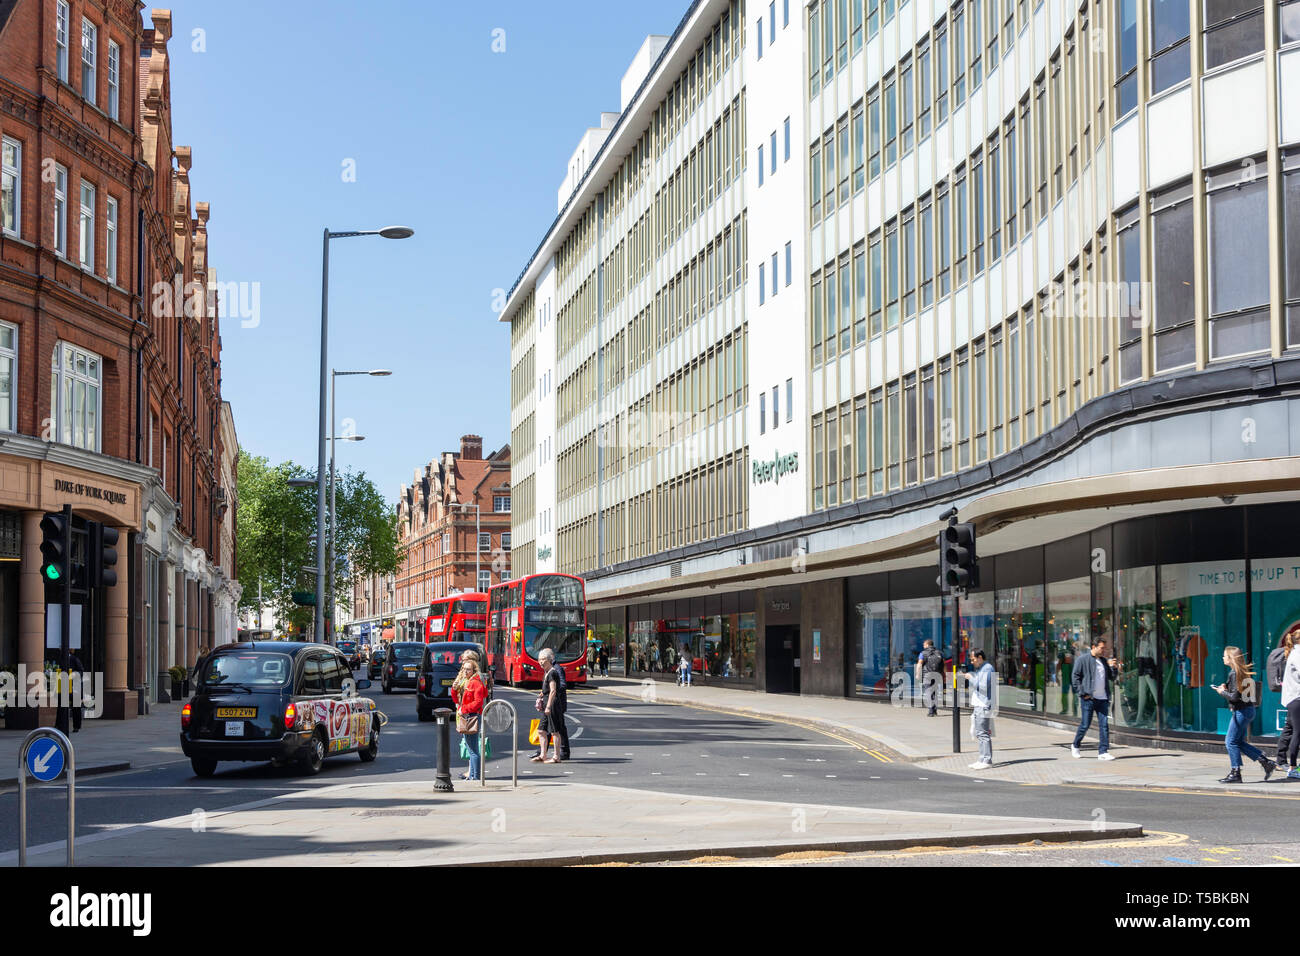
[225,721,244,737]
[216,707,256,719]
[404,666,417,673]
[441,679,454,687]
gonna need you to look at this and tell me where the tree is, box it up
[236,448,402,635]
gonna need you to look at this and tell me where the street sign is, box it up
[26,735,66,782]
[19,727,76,866]
[292,590,317,606]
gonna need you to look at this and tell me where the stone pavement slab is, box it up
[591,678,1298,795]
[7,776,1142,867]
[0,703,186,786]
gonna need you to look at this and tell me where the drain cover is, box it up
[362,808,431,817]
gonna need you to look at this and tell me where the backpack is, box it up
[1266,647,1288,693]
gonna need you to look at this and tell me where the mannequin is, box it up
[1136,622,1158,725]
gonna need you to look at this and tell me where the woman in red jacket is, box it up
[450,651,488,780]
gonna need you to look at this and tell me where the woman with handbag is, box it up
[1213,645,1276,784]
[450,651,488,781]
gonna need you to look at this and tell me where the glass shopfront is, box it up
[843,503,1299,739]
[623,593,757,684]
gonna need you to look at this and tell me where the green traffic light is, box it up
[45,565,61,581]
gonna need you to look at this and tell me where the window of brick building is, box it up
[81,19,97,105]
[52,342,102,451]
[1,138,19,237]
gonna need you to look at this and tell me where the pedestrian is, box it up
[1070,637,1120,761]
[587,644,597,677]
[919,638,944,716]
[451,650,487,781]
[678,646,692,687]
[967,648,995,770]
[538,647,569,763]
[1270,624,1300,776]
[64,650,84,732]
[1213,645,1276,784]
[599,646,609,677]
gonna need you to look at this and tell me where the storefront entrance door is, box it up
[765,625,800,694]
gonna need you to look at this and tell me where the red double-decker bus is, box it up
[487,573,587,686]
[425,592,488,644]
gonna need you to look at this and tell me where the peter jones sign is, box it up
[752,450,799,485]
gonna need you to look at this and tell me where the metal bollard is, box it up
[433,707,454,792]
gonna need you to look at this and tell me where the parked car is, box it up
[416,641,494,721]
[381,642,425,693]
[367,647,387,681]
[179,642,380,778]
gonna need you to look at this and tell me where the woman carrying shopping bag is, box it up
[450,650,488,781]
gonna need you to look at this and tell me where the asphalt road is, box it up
[2,679,1297,863]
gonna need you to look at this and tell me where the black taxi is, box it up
[416,641,493,721]
[179,642,382,778]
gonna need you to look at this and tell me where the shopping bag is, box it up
[483,736,492,759]
[528,718,541,745]
[458,737,470,759]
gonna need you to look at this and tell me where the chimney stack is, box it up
[459,435,483,460]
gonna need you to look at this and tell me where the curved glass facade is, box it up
[843,501,1300,738]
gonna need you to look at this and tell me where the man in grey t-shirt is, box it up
[1071,638,1120,760]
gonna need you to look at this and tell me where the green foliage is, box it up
[236,448,402,632]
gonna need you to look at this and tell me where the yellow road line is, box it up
[1062,782,1300,801]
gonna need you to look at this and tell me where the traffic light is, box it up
[89,521,119,588]
[39,510,71,586]
[935,527,951,593]
[943,521,979,592]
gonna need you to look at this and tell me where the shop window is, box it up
[1045,577,1092,719]
[891,596,944,704]
[1159,560,1246,735]
[852,597,891,695]
[995,584,1045,710]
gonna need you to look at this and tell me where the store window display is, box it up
[1249,557,1300,738]
[852,599,891,695]
[994,585,1044,710]
[1160,561,1246,734]
[1045,577,1090,718]
[1114,566,1158,730]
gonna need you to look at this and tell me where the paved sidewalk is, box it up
[7,776,1141,867]
[0,703,186,786]
[590,678,1296,794]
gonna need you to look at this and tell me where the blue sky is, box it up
[164,0,687,499]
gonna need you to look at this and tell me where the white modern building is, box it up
[499,0,1300,746]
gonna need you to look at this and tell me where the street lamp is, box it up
[328,368,390,642]
[452,502,482,593]
[316,227,412,642]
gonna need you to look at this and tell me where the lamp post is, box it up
[328,368,391,643]
[315,225,412,642]
[452,502,481,592]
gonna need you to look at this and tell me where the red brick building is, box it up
[363,436,510,640]
[0,3,234,719]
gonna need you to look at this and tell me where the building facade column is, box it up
[12,511,53,727]
[103,525,136,719]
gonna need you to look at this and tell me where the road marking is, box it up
[1273,855,1294,862]
[583,705,631,714]
[651,771,662,775]
[865,750,893,763]
[870,776,881,779]
[1099,860,1120,867]
[1165,857,1199,864]
[1062,781,1300,801]
[608,772,619,775]
[782,774,794,778]
[696,772,707,776]
[825,775,837,778]
[738,773,749,777]
[917,777,929,781]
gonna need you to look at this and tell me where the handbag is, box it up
[456,712,480,734]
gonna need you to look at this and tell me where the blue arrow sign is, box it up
[26,736,66,782]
